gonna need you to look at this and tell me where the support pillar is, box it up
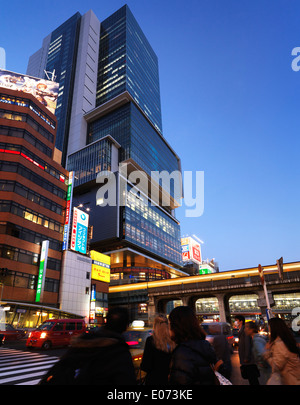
[215,293,231,323]
[181,296,190,307]
[147,294,156,325]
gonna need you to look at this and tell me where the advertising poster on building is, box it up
[0,69,59,114]
[90,250,111,283]
[70,207,89,254]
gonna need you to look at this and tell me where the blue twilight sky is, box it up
[1,0,299,271]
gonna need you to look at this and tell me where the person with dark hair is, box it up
[105,306,130,334]
[141,314,176,385]
[168,306,217,385]
[263,317,300,385]
[209,325,233,380]
[39,307,136,385]
[245,321,271,384]
[235,315,260,385]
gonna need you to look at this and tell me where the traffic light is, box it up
[276,257,283,281]
[258,264,265,285]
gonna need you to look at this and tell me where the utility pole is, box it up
[258,264,273,320]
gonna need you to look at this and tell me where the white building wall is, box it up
[67,10,100,157]
[59,250,91,322]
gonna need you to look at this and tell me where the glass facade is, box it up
[88,103,130,162]
[123,185,182,266]
[88,102,180,177]
[96,5,162,134]
[44,12,81,164]
[67,138,112,187]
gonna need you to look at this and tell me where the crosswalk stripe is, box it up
[0,359,58,373]
[0,348,59,385]
[0,356,58,368]
[0,370,48,384]
[16,378,42,385]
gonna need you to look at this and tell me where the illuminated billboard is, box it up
[90,250,111,283]
[0,69,59,114]
[35,240,49,303]
[62,172,74,251]
[70,207,89,254]
[181,237,202,264]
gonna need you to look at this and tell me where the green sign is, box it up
[199,268,212,275]
[35,241,49,302]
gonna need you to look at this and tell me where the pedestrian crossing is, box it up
[0,347,59,385]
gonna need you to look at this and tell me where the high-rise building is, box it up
[27,5,186,320]
[95,6,162,134]
[27,11,100,166]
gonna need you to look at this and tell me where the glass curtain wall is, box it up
[96,5,162,134]
[88,103,179,177]
[44,12,81,163]
[67,138,112,187]
[122,184,182,266]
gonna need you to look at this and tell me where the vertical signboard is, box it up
[181,238,191,261]
[90,250,111,283]
[62,171,74,251]
[181,237,202,264]
[71,207,89,254]
[35,240,49,303]
[191,238,201,263]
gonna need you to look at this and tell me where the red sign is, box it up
[192,245,201,262]
[182,251,190,261]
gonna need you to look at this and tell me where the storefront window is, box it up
[229,294,260,313]
[273,293,300,311]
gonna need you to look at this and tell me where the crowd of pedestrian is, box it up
[39,306,300,386]
[235,314,300,385]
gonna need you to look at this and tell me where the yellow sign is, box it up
[90,250,111,283]
[181,237,190,245]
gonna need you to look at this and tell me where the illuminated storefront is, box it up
[1,302,83,329]
[194,293,300,323]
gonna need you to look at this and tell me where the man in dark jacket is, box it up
[40,307,136,385]
[235,315,260,385]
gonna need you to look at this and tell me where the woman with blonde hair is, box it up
[141,314,176,385]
